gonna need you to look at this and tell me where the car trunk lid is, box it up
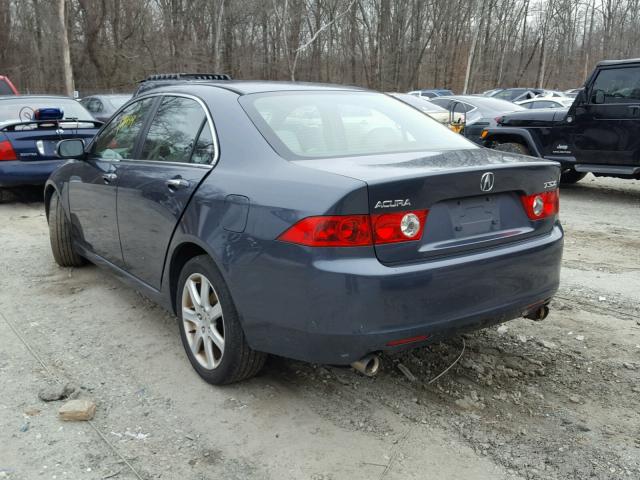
[294,147,560,264]
[0,120,100,161]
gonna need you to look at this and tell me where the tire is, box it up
[48,193,85,267]
[493,142,530,156]
[177,255,266,385]
[560,168,587,185]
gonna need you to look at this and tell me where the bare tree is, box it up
[2,0,639,96]
[57,0,74,96]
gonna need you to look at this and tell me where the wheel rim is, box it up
[181,273,225,370]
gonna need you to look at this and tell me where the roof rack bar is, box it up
[140,73,232,83]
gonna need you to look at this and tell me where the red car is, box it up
[0,76,19,95]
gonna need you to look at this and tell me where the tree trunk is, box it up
[57,0,74,96]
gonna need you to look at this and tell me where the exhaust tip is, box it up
[525,304,550,321]
[351,354,380,377]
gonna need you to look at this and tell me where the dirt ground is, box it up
[0,176,638,480]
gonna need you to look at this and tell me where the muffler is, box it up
[351,354,380,377]
[525,304,550,321]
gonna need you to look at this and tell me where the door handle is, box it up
[102,172,117,184]
[166,177,190,190]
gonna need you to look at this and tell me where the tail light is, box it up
[278,210,428,247]
[371,211,428,244]
[520,190,559,220]
[0,140,17,161]
[277,215,372,247]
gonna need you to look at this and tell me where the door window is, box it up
[91,98,155,160]
[592,67,640,104]
[140,96,206,163]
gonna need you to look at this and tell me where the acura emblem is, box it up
[480,172,495,192]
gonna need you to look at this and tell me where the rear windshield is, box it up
[0,97,94,124]
[240,91,475,160]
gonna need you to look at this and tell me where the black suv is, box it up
[482,58,640,184]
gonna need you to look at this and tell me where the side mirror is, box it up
[592,89,605,104]
[57,139,85,159]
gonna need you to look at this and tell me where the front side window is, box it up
[241,91,475,160]
[91,97,155,160]
[140,96,206,163]
[592,67,640,104]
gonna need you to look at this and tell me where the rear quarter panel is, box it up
[162,86,369,312]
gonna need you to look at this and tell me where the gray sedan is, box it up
[79,94,131,123]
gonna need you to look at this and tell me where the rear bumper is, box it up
[234,225,563,364]
[0,159,65,187]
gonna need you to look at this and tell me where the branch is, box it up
[295,0,356,53]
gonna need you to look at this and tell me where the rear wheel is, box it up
[560,168,587,185]
[48,192,85,267]
[177,255,266,385]
[493,142,530,156]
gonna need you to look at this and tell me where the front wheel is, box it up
[560,168,587,185]
[177,255,266,385]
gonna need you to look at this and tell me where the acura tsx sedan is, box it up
[46,79,563,384]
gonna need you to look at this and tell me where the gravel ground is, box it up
[0,175,638,480]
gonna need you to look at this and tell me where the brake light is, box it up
[371,210,428,244]
[520,190,559,220]
[277,215,372,247]
[278,210,428,247]
[0,140,17,161]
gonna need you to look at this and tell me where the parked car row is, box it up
[482,58,640,184]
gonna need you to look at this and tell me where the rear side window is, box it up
[241,91,474,160]
[140,96,206,163]
[592,67,640,103]
[0,79,14,95]
[428,98,450,109]
[190,121,215,165]
[91,98,155,160]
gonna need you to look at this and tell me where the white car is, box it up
[515,97,574,109]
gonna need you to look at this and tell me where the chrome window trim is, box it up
[113,91,219,169]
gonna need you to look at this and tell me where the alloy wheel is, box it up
[181,273,225,370]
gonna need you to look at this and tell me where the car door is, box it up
[68,97,156,266]
[116,94,216,289]
[572,65,640,166]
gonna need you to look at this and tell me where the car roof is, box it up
[83,94,131,98]
[596,58,640,67]
[0,94,73,101]
[139,80,366,96]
